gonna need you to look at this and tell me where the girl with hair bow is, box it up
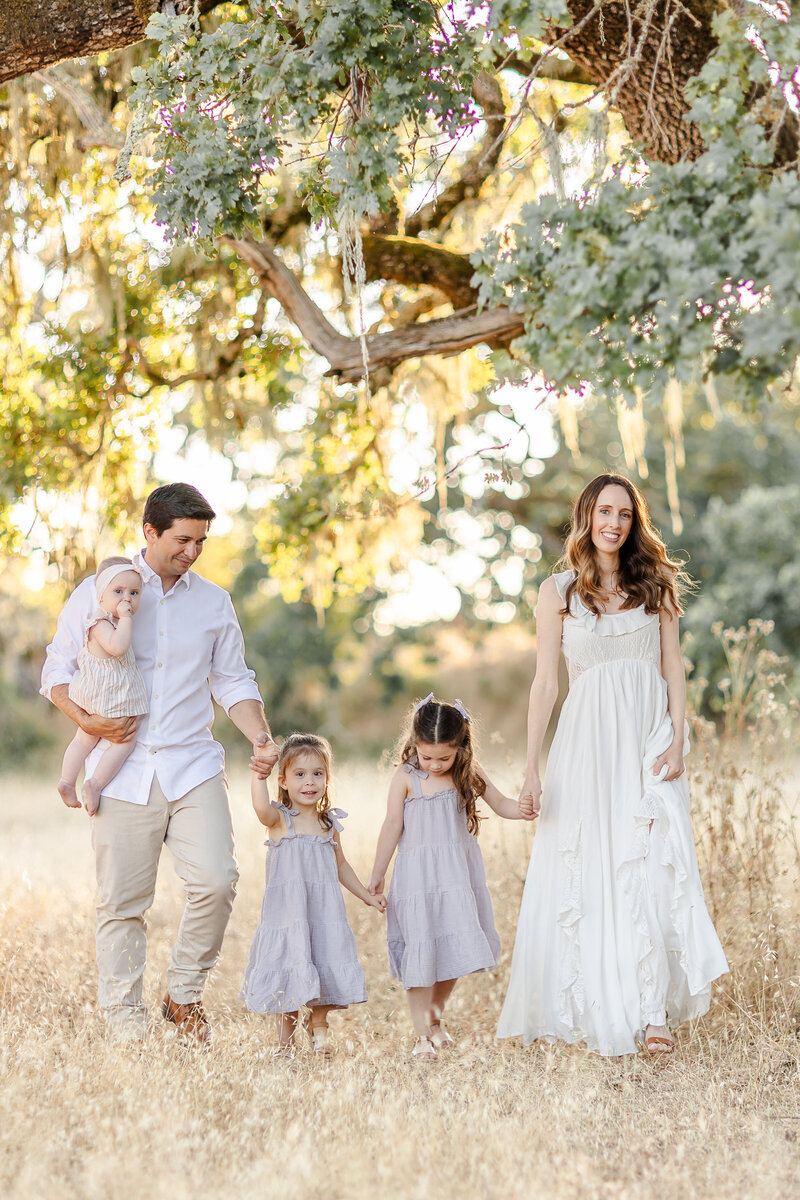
[241,733,386,1057]
[369,694,533,1059]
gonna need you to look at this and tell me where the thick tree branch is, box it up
[226,234,524,384]
[362,235,478,310]
[0,0,223,82]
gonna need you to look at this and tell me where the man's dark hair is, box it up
[142,483,216,535]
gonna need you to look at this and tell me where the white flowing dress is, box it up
[497,570,728,1056]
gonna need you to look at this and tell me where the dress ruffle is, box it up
[556,819,584,1030]
[552,568,660,637]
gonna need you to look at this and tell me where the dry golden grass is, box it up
[2,757,799,1200]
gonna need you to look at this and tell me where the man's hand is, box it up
[51,684,137,745]
[250,733,280,780]
[82,713,138,743]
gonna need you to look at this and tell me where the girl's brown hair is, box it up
[400,699,485,836]
[560,473,690,617]
[276,733,334,830]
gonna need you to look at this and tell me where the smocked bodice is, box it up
[553,570,662,686]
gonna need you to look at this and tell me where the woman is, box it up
[498,474,728,1056]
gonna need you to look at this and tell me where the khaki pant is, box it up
[91,772,237,1039]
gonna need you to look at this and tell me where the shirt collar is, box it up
[134,549,193,592]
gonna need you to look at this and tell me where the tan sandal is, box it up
[303,1014,334,1056]
[643,1033,675,1055]
[429,1022,454,1051]
[412,1036,438,1061]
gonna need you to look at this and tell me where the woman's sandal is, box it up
[429,1021,454,1051]
[411,1036,438,1061]
[642,1031,675,1055]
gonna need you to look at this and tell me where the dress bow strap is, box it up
[327,807,347,832]
[402,761,429,778]
[269,801,299,816]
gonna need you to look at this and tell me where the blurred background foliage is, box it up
[1,3,799,766]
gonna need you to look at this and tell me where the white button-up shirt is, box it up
[40,551,263,805]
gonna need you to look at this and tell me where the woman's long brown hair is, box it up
[276,733,334,830]
[399,699,485,836]
[560,473,690,617]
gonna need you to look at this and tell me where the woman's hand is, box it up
[653,741,684,782]
[368,874,385,896]
[519,772,542,819]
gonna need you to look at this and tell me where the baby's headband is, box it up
[95,561,143,603]
[413,692,472,723]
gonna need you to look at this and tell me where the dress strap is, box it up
[269,800,298,834]
[84,608,117,636]
[402,761,428,798]
[552,569,576,602]
[326,807,347,832]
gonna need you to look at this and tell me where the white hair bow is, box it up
[413,692,471,723]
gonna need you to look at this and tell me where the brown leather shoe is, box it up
[161,993,211,1047]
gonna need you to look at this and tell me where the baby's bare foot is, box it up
[58,779,81,808]
[82,778,101,816]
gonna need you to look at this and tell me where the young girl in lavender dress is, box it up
[369,696,533,1059]
[57,557,148,815]
[241,733,386,1056]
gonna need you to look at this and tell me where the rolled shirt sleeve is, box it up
[209,594,263,714]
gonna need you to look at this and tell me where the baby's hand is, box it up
[367,892,387,914]
[117,601,133,617]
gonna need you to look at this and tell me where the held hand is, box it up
[653,742,685,783]
[80,713,138,744]
[368,874,385,896]
[367,892,387,913]
[518,773,542,820]
[249,734,280,780]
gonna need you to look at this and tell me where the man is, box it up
[41,483,279,1045]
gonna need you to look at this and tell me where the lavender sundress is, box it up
[386,762,500,988]
[241,803,367,1013]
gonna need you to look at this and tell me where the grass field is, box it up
[2,756,799,1200]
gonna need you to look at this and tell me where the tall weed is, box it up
[686,620,799,1029]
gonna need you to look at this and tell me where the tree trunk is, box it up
[559,0,717,163]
